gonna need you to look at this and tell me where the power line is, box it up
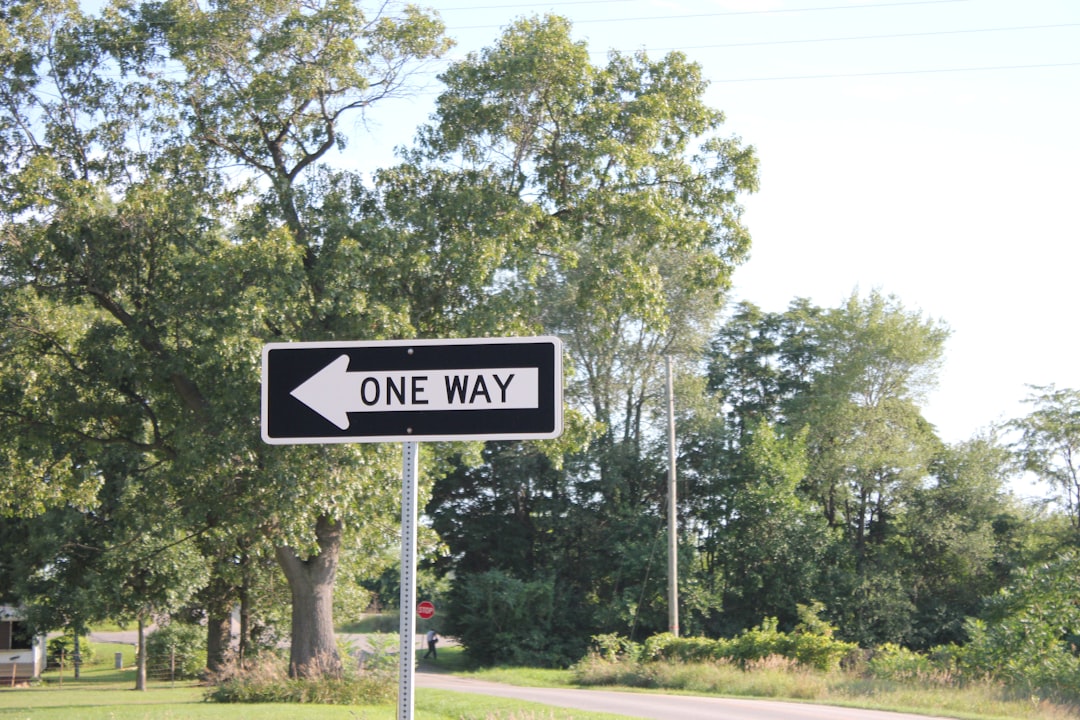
[50,1,1080,86]
[451,0,972,30]
[85,18,1080,62]
[712,60,1080,83]
[634,23,1080,55]
[83,52,1080,85]
[440,0,635,10]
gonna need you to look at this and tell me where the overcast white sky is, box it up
[338,0,1079,467]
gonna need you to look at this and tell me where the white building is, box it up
[0,606,47,684]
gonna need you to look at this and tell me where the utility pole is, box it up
[666,356,679,637]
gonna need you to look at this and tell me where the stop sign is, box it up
[417,600,435,619]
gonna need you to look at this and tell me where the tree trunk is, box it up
[274,515,342,678]
[135,614,147,691]
[202,569,236,674]
[73,630,81,679]
[205,609,232,674]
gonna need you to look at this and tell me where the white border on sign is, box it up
[260,336,563,445]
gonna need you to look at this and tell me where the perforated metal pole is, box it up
[398,441,419,720]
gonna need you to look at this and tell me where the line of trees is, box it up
[1,0,1077,685]
[430,291,1079,666]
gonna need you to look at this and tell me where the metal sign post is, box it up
[399,441,419,720]
[666,356,679,637]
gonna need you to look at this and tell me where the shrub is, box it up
[788,631,858,672]
[146,622,207,680]
[636,621,855,671]
[640,632,679,661]
[445,569,585,667]
[957,554,1080,703]
[728,618,788,665]
[589,633,641,662]
[47,631,96,667]
[654,635,722,663]
[867,643,935,682]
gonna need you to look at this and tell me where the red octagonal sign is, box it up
[417,601,435,619]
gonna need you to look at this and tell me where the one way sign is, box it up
[261,337,562,444]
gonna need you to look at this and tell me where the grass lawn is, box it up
[338,612,401,634]
[0,688,634,720]
[0,643,631,720]
[0,684,633,720]
[5,641,1077,720]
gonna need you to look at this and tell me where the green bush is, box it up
[444,569,585,667]
[146,622,206,680]
[640,632,679,661]
[626,621,855,671]
[589,633,641,662]
[636,633,707,662]
[47,631,96,666]
[728,617,789,665]
[867,643,935,681]
[788,631,857,672]
[957,553,1080,703]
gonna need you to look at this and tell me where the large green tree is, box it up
[795,291,948,552]
[0,0,520,678]
[421,14,758,663]
[701,292,955,645]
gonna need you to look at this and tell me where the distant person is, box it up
[424,629,438,660]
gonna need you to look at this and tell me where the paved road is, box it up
[416,672,950,720]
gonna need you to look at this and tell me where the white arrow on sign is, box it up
[290,355,540,430]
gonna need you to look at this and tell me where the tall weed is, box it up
[573,647,1080,719]
[206,648,395,705]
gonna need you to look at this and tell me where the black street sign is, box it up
[261,336,562,444]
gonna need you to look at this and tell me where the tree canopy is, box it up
[0,2,759,675]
